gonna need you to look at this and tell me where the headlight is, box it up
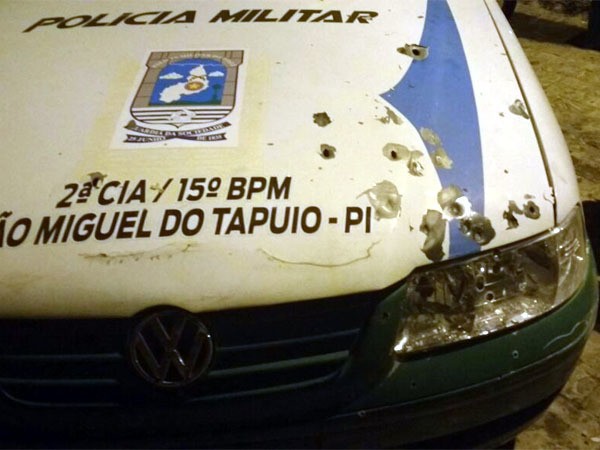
[394,205,587,356]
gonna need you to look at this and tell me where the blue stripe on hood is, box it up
[382,0,483,258]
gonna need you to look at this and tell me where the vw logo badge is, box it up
[129,309,213,388]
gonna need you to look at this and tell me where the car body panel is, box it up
[0,0,567,317]
[0,246,595,448]
[0,1,597,447]
[484,0,581,225]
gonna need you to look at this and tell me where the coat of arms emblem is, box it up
[122,50,244,144]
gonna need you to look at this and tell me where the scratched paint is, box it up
[420,209,446,261]
[359,181,401,220]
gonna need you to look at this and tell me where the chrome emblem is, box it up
[129,309,213,388]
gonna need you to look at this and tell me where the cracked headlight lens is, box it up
[395,206,587,355]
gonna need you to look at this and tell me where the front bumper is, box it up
[173,248,600,448]
[0,246,597,448]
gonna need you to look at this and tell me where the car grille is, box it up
[0,294,381,408]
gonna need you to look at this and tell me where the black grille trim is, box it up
[0,291,386,408]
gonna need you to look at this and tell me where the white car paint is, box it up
[0,0,577,316]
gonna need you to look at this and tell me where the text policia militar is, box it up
[23,9,378,32]
[0,177,374,248]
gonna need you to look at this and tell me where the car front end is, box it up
[0,0,597,447]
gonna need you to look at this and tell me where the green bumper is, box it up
[350,245,598,409]
[0,252,596,449]
[322,244,598,447]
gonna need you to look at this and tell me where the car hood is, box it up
[0,0,555,316]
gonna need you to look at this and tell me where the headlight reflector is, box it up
[394,206,587,355]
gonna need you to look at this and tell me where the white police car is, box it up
[0,0,597,447]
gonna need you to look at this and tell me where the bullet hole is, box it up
[313,112,332,127]
[503,201,523,229]
[383,143,410,161]
[499,112,505,117]
[320,144,336,159]
[411,47,424,58]
[523,200,540,219]
[459,214,496,245]
[485,291,495,301]
[88,172,107,188]
[448,202,465,217]
[420,210,446,261]
[419,127,442,146]
[509,99,530,119]
[398,44,429,61]
[524,194,535,199]
[504,169,509,174]
[407,152,424,176]
[504,198,540,227]
[512,350,520,359]
[437,185,462,210]
[431,147,453,169]
[267,143,274,146]
[410,381,417,389]
[381,312,391,321]
[382,144,425,176]
[376,106,402,125]
[359,180,401,220]
[440,194,473,220]
[503,212,519,229]
[475,275,485,291]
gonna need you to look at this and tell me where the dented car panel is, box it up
[483,0,580,226]
[0,0,559,317]
[0,0,597,447]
